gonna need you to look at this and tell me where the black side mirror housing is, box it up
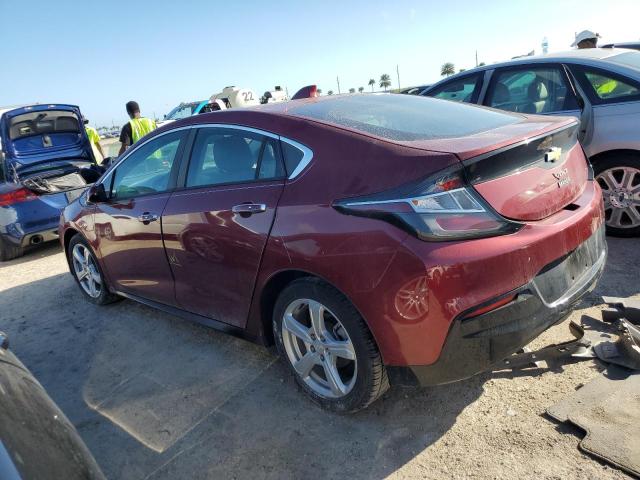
[88,183,108,204]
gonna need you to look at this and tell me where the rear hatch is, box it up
[1,105,99,205]
[405,115,588,222]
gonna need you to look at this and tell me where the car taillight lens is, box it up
[0,187,37,207]
[333,168,522,241]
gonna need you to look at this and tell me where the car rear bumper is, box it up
[387,225,607,386]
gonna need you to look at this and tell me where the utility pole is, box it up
[396,65,401,90]
[336,76,341,94]
[475,50,478,67]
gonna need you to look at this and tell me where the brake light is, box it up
[0,187,37,207]
[334,168,522,241]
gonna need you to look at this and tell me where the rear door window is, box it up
[569,65,640,104]
[185,128,284,188]
[425,73,483,104]
[485,66,579,114]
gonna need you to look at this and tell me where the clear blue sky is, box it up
[1,0,638,127]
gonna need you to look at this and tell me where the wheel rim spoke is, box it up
[308,300,327,338]
[73,248,84,264]
[325,339,355,360]
[323,358,347,396]
[283,313,312,343]
[293,352,317,378]
[610,207,624,228]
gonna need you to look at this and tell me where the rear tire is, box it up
[0,236,24,261]
[67,234,119,305]
[593,153,640,237]
[273,277,389,413]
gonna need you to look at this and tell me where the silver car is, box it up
[422,48,640,236]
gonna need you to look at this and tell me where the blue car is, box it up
[0,104,102,260]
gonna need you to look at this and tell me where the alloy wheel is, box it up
[281,298,357,399]
[71,244,102,298]
[596,166,640,229]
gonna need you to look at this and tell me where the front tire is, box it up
[273,278,388,413]
[67,234,119,305]
[594,153,640,237]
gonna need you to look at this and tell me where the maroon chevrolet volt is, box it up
[60,94,606,412]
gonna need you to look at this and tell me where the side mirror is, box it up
[88,183,108,204]
[102,156,114,167]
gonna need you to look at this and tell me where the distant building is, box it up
[542,37,549,54]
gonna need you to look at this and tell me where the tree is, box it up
[317,88,322,95]
[349,87,356,94]
[441,62,455,77]
[368,78,375,92]
[327,90,334,96]
[478,62,486,67]
[379,74,392,91]
[358,86,364,93]
[459,68,466,73]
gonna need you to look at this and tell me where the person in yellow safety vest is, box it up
[118,100,157,156]
[83,118,105,161]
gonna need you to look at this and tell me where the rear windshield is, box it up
[608,51,640,71]
[9,110,80,140]
[287,94,520,141]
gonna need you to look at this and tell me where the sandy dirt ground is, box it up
[0,237,638,480]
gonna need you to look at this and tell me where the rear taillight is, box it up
[0,187,37,207]
[333,168,522,241]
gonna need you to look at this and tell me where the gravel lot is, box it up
[0,237,638,480]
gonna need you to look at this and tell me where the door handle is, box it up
[232,203,267,215]
[138,212,159,224]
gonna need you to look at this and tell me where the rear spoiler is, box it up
[291,85,319,100]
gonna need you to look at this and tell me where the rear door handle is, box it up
[138,212,159,224]
[232,203,267,215]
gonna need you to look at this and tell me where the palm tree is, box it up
[379,74,392,91]
[441,62,455,77]
[349,88,356,94]
[368,78,375,92]
[327,90,334,96]
[358,86,364,93]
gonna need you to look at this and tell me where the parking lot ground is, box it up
[1,238,638,480]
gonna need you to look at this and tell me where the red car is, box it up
[60,94,606,412]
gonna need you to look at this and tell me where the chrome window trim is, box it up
[191,123,313,180]
[105,123,314,184]
[279,138,313,180]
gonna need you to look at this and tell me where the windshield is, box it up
[165,102,201,120]
[608,51,640,71]
[288,94,520,141]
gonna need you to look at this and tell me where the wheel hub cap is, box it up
[596,165,640,229]
[281,299,357,399]
[71,244,102,298]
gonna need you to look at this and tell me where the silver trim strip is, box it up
[342,187,486,214]
[280,138,314,179]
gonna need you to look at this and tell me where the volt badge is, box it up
[553,168,571,188]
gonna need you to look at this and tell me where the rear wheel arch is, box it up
[257,270,381,351]
[589,148,640,166]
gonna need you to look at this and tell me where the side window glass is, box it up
[111,130,184,199]
[583,70,640,101]
[487,67,578,114]
[281,142,304,177]
[427,74,482,103]
[186,129,283,188]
